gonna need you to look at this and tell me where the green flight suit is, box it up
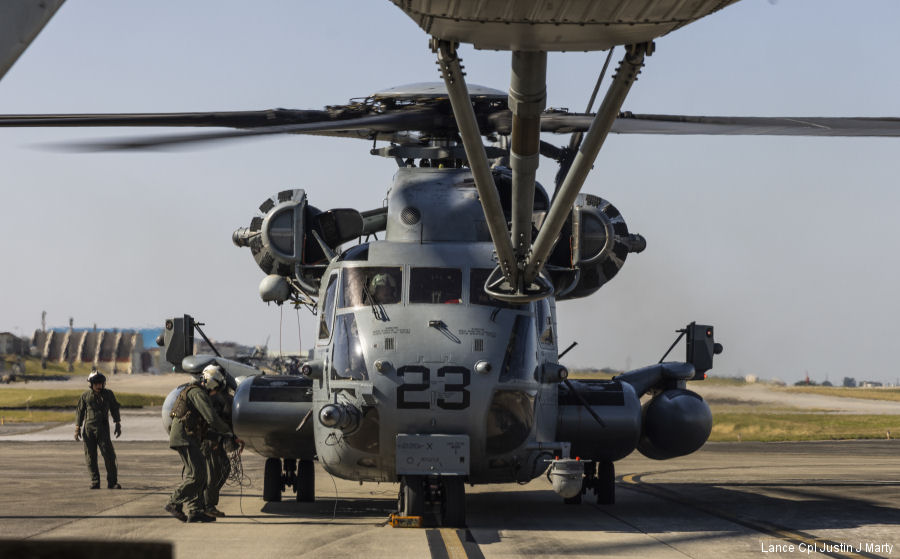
[167,383,233,516]
[75,388,121,486]
[202,390,234,510]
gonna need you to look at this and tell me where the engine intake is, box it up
[236,189,386,298]
[547,193,645,300]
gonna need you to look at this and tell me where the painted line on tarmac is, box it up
[426,529,450,559]
[620,473,876,559]
[426,528,485,559]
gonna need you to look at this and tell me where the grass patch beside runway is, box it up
[2,356,96,377]
[567,370,617,380]
[710,412,899,442]
[0,410,73,423]
[0,389,164,409]
[777,385,900,402]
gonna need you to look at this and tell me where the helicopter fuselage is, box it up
[310,166,560,483]
[313,239,559,483]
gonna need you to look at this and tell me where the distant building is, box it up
[31,327,146,374]
[843,377,857,388]
[0,332,26,355]
[860,381,884,388]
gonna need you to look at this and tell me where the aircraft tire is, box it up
[596,461,615,505]
[400,475,425,517]
[296,459,315,502]
[441,477,466,527]
[263,457,282,502]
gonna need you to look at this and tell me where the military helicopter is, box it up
[4,0,900,528]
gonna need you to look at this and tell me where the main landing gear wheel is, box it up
[296,459,316,502]
[596,461,615,505]
[263,457,283,502]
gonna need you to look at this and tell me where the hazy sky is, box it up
[1,0,899,384]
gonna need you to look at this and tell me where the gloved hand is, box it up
[74,426,81,441]
[114,422,122,439]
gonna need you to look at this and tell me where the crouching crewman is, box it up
[165,365,241,523]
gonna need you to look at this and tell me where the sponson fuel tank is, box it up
[232,375,316,459]
[556,380,642,462]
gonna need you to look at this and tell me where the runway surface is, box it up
[0,440,896,558]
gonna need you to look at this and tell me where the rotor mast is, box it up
[524,43,650,286]
[433,38,651,301]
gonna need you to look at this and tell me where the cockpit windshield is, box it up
[340,267,402,308]
[410,268,462,304]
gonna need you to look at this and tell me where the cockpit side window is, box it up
[499,315,537,382]
[340,267,402,308]
[469,268,525,309]
[331,314,368,380]
[410,268,462,304]
[318,273,339,340]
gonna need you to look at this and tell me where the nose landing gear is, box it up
[397,474,466,527]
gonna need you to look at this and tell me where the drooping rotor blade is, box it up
[0,109,333,128]
[27,109,447,151]
[532,112,900,138]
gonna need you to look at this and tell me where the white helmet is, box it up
[201,364,225,392]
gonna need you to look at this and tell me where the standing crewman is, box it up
[165,365,240,523]
[201,364,235,518]
[75,369,122,489]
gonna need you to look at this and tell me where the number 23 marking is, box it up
[396,365,471,410]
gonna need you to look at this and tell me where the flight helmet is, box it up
[88,370,107,385]
[370,273,396,291]
[201,364,225,393]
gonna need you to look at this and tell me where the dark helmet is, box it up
[88,370,107,385]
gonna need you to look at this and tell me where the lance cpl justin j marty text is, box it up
[761,541,894,554]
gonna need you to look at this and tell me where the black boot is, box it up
[164,503,187,522]
[186,512,216,523]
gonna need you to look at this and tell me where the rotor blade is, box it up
[536,112,900,137]
[0,109,332,128]
[41,110,447,151]
[612,114,900,137]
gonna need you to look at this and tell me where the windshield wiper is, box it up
[361,282,388,321]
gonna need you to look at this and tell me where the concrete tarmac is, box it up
[0,440,897,559]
